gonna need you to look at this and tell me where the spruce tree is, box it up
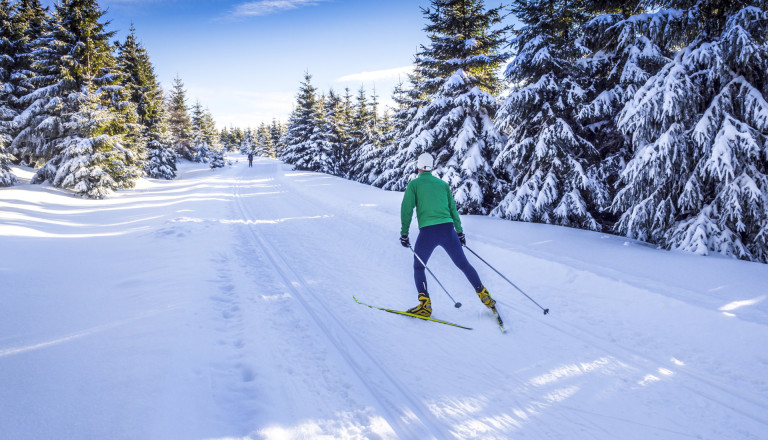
[342,87,373,176]
[167,74,193,159]
[577,1,671,214]
[116,26,176,179]
[350,106,390,185]
[239,127,254,155]
[493,0,607,228]
[318,89,345,175]
[374,78,425,189]
[280,71,325,171]
[3,0,47,167]
[269,118,284,157]
[380,0,508,214]
[189,101,220,164]
[614,2,768,262]
[256,122,274,158]
[13,0,142,198]
[1,0,18,148]
[0,130,14,186]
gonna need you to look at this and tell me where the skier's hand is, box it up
[400,235,410,247]
[457,232,466,245]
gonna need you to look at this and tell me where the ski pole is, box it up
[409,245,462,308]
[463,245,550,315]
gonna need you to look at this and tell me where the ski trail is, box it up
[500,300,768,428]
[232,161,453,439]
[225,158,767,439]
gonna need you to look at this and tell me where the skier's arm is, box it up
[447,188,463,234]
[400,183,416,236]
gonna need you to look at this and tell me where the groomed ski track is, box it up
[2,156,766,440]
[232,162,452,439]
[224,158,768,439]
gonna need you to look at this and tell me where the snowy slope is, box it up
[1,157,767,440]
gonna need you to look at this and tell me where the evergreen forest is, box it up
[2,0,767,263]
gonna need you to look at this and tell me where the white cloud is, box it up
[230,0,325,17]
[337,65,414,82]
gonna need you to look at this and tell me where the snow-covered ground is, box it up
[1,157,767,440]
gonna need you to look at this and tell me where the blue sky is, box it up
[49,0,447,128]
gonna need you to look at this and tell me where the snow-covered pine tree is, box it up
[189,100,206,161]
[349,108,391,185]
[349,89,390,185]
[12,0,142,198]
[341,87,374,176]
[2,0,47,167]
[373,77,426,190]
[188,101,220,164]
[381,0,508,214]
[0,0,17,185]
[577,1,672,213]
[234,127,244,153]
[239,128,254,155]
[305,88,341,175]
[614,2,768,262]
[269,118,283,157]
[1,0,18,147]
[493,0,607,228]
[280,71,325,171]
[117,26,176,180]
[255,122,274,158]
[219,127,233,152]
[167,74,193,160]
[0,129,14,186]
[321,89,350,176]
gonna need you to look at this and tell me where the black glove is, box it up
[457,232,466,245]
[400,235,410,247]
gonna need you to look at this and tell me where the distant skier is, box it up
[247,152,253,167]
[400,152,495,317]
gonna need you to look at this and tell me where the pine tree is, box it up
[167,74,193,159]
[13,0,142,198]
[0,129,14,186]
[374,78,425,189]
[342,87,373,176]
[350,106,390,185]
[1,0,18,148]
[269,118,284,157]
[317,88,345,175]
[189,100,218,163]
[493,0,607,228]
[116,26,176,179]
[577,1,671,216]
[614,2,768,262]
[239,127,254,155]
[256,122,274,158]
[380,0,508,214]
[3,0,47,167]
[0,3,13,188]
[280,71,325,171]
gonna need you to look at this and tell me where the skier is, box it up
[247,152,254,167]
[400,152,495,317]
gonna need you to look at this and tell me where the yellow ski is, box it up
[353,296,472,330]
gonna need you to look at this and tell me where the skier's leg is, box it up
[413,225,439,294]
[440,224,482,290]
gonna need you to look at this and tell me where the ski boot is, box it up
[476,286,496,309]
[406,293,432,317]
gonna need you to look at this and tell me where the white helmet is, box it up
[417,152,434,171]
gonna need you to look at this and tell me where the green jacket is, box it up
[400,172,463,236]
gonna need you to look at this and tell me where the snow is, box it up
[2,157,768,439]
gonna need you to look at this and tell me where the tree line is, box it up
[0,0,237,196]
[277,0,768,264]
